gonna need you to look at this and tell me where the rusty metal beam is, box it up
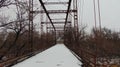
[39,0,56,31]
[64,0,72,28]
[51,18,65,20]
[47,27,71,30]
[47,27,64,29]
[49,29,64,32]
[41,21,71,24]
[48,29,64,30]
[43,2,68,5]
[31,10,77,14]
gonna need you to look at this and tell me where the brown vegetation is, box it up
[0,0,56,64]
[64,27,120,66]
[0,30,56,63]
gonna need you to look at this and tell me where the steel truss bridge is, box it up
[0,0,102,67]
[28,0,98,66]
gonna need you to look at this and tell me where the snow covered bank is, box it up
[12,44,82,67]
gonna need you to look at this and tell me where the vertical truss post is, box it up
[98,0,101,31]
[93,0,97,29]
[73,0,78,31]
[40,10,43,36]
[29,0,33,52]
[55,29,56,44]
[46,16,49,44]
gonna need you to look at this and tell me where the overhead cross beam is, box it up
[64,0,72,29]
[43,2,68,5]
[41,21,71,24]
[31,10,77,14]
[39,0,56,31]
[47,27,71,30]
[48,29,64,31]
[47,27,64,29]
[51,18,65,20]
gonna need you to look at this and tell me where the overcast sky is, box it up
[0,0,120,32]
[79,0,120,32]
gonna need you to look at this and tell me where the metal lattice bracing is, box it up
[37,0,76,39]
[29,0,79,44]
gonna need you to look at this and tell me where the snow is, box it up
[12,44,82,67]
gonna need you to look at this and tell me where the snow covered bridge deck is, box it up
[12,44,82,67]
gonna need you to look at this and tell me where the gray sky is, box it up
[79,0,120,32]
[0,0,120,32]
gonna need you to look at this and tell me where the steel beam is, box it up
[31,10,77,14]
[51,18,65,20]
[43,2,68,5]
[48,29,64,31]
[47,27,64,29]
[64,0,72,28]
[41,21,71,24]
[39,0,56,31]
[49,30,64,32]
[47,27,71,30]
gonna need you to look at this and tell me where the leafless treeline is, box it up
[0,0,56,63]
[64,27,120,66]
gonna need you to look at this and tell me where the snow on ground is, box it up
[12,44,82,67]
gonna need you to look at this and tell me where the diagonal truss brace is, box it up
[39,0,56,31]
[64,0,72,29]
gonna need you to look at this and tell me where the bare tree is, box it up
[0,0,14,8]
[0,0,30,59]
